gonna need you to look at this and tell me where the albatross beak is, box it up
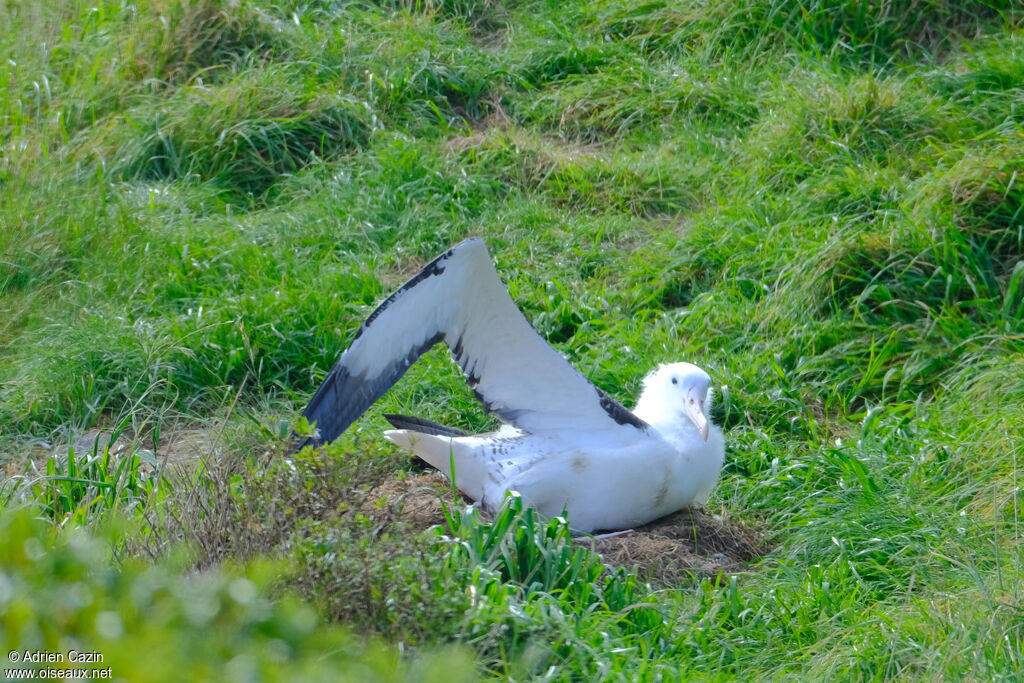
[684,387,710,442]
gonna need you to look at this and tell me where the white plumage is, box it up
[294,238,725,532]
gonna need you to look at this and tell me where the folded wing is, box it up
[292,238,646,451]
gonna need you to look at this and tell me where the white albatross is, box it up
[292,238,725,532]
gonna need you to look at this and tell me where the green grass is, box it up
[2,0,1023,679]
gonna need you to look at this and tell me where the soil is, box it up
[361,472,766,586]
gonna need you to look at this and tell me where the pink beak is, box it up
[684,387,709,441]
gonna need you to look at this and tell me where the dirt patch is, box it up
[8,426,216,480]
[154,428,215,467]
[360,472,766,586]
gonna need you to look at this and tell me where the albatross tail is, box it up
[383,430,488,502]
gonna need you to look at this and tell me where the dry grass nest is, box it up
[361,472,767,586]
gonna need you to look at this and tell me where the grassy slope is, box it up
[2,0,1023,678]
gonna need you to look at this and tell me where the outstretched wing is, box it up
[292,238,646,451]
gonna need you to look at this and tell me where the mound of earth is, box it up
[360,472,765,586]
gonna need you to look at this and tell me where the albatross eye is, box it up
[671,377,678,385]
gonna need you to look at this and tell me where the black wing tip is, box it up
[383,413,468,438]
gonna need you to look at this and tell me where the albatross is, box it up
[293,238,724,532]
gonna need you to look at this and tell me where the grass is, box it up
[1,0,1023,679]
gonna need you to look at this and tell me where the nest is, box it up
[361,472,766,586]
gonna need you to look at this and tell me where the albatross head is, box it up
[633,362,713,441]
